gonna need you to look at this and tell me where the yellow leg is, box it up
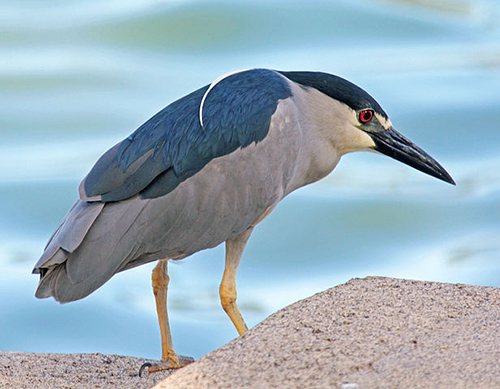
[146,260,193,373]
[220,228,253,336]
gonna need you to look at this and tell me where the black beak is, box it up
[369,128,455,185]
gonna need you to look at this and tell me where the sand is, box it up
[2,277,500,389]
[0,352,173,389]
[156,277,500,389]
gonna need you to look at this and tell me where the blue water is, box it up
[1,0,500,361]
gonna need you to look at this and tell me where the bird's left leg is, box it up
[220,227,253,336]
[141,259,193,375]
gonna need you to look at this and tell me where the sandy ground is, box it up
[2,277,500,389]
[0,352,174,389]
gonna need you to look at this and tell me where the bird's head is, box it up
[279,71,455,185]
[351,105,455,185]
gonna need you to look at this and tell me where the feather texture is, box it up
[82,69,292,202]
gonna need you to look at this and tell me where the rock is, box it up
[3,277,500,389]
[154,277,500,389]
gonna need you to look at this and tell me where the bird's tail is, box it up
[33,200,105,302]
[33,196,156,303]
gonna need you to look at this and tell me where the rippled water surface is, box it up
[1,0,499,360]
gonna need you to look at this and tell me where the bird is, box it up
[33,68,455,373]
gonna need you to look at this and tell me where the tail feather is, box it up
[35,265,66,301]
[33,196,151,303]
[35,260,108,303]
[33,200,106,302]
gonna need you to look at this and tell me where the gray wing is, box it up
[33,69,297,303]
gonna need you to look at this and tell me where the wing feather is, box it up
[81,69,292,202]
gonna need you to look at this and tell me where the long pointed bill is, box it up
[369,127,455,185]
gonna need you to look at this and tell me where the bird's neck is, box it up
[282,87,347,195]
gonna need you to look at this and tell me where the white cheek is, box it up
[356,129,376,150]
[341,127,376,154]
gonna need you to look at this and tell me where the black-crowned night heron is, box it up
[33,69,455,372]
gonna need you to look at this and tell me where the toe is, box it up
[139,355,195,376]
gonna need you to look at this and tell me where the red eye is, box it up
[359,110,373,123]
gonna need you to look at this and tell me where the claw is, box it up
[139,362,152,378]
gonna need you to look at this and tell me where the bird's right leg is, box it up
[142,259,193,374]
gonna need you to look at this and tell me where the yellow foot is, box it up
[139,355,194,377]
